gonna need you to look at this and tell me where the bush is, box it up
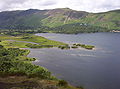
[76,86,84,89]
[71,46,78,48]
[58,80,68,87]
[28,67,51,79]
[0,44,3,48]
[58,45,70,50]
[25,57,36,61]
[0,48,54,80]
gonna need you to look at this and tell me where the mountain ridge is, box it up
[0,8,119,33]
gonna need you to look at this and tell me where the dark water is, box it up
[28,33,120,89]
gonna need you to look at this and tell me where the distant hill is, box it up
[0,8,119,33]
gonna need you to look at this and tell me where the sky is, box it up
[0,0,120,12]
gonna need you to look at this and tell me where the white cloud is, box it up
[0,0,120,12]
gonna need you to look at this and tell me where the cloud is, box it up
[0,0,28,11]
[0,0,120,12]
[41,0,57,6]
[64,0,120,12]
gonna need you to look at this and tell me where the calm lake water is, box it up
[28,33,120,89]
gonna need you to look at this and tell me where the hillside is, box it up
[0,8,119,33]
[0,44,80,89]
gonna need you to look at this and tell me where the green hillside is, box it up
[0,8,119,33]
[0,46,80,89]
[41,8,88,27]
[78,10,120,30]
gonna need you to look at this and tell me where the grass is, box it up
[0,40,28,48]
[0,35,67,48]
[0,76,81,89]
[73,43,95,50]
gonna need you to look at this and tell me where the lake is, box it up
[28,32,120,89]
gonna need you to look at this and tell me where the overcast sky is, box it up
[0,0,120,12]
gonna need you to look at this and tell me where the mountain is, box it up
[0,8,119,33]
[0,9,48,29]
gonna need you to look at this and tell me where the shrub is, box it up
[0,48,53,79]
[76,86,84,89]
[0,44,3,48]
[58,45,70,50]
[71,46,78,48]
[58,80,68,87]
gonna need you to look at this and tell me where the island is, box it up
[58,43,95,50]
[72,43,95,50]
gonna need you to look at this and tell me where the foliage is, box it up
[51,23,110,34]
[0,46,53,79]
[76,86,84,89]
[71,46,78,49]
[0,44,3,48]
[58,80,68,87]
[80,44,95,50]
[73,43,95,50]
[58,45,70,49]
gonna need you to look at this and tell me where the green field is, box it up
[0,35,66,48]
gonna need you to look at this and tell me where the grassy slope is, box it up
[0,8,119,32]
[79,11,120,29]
[0,9,47,29]
[0,76,79,89]
[41,9,120,30]
[41,8,87,27]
